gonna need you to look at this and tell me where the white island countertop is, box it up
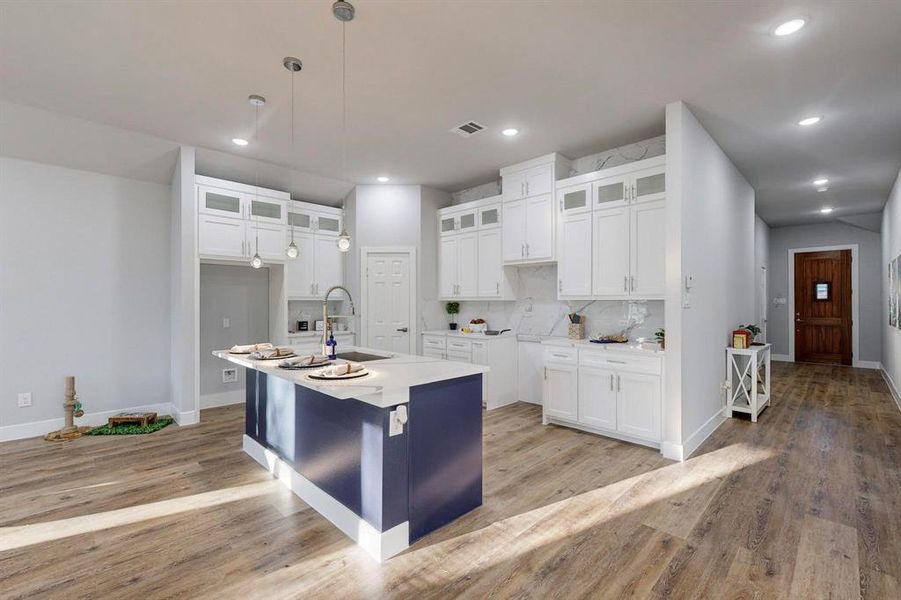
[213,345,488,408]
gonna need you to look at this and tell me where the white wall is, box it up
[199,264,269,408]
[169,146,198,424]
[883,168,901,406]
[665,102,756,460]
[767,222,882,363]
[755,215,770,340]
[0,156,171,436]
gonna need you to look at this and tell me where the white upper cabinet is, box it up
[592,207,631,296]
[288,206,342,236]
[502,199,527,262]
[456,232,479,297]
[198,185,246,219]
[558,211,592,297]
[199,214,246,258]
[314,235,343,295]
[479,205,501,229]
[477,228,503,297]
[251,222,288,261]
[630,199,666,297]
[500,153,571,264]
[524,194,554,261]
[284,233,315,297]
[248,197,287,225]
[314,213,342,236]
[437,196,514,300]
[558,183,591,215]
[553,155,666,300]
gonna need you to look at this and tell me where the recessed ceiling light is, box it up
[797,116,821,127]
[502,128,519,137]
[820,207,833,214]
[377,176,390,183]
[232,138,249,146]
[773,18,806,36]
[812,178,829,186]
[817,187,829,193]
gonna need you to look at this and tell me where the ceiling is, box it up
[1,1,899,226]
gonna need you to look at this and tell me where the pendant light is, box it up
[284,57,303,259]
[335,1,353,253]
[249,94,266,269]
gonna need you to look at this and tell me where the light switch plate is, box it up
[18,392,32,407]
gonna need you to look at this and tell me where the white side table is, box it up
[725,343,772,422]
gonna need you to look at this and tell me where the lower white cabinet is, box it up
[543,361,578,421]
[420,333,517,409]
[577,365,617,430]
[542,344,663,449]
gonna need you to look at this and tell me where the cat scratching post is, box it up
[44,376,92,441]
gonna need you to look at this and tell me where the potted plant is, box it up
[740,324,763,345]
[446,302,460,330]
[654,327,665,350]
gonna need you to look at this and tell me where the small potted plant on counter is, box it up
[446,302,460,330]
[654,327,665,350]
[740,323,763,345]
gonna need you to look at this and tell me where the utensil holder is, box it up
[568,323,585,340]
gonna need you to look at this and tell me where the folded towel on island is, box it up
[230,342,274,353]
[320,362,365,377]
[250,347,294,360]
[280,354,328,367]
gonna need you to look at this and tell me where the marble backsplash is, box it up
[450,135,665,205]
[423,265,664,341]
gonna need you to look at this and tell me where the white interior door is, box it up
[365,252,412,353]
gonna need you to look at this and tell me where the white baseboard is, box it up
[242,435,409,562]
[772,354,792,362]
[172,408,198,426]
[660,441,684,462]
[881,365,901,413]
[853,360,881,370]
[200,390,244,410]
[0,402,174,443]
[683,410,727,460]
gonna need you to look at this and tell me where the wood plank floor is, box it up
[1,363,899,599]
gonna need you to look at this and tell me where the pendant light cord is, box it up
[254,100,260,250]
[341,21,346,181]
[290,65,296,243]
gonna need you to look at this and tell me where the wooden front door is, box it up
[794,250,852,365]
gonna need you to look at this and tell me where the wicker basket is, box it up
[568,323,585,340]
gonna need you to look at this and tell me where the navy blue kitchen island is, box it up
[214,348,487,561]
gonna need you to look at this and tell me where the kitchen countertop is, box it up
[287,330,354,337]
[541,337,665,355]
[213,345,488,408]
[421,330,516,339]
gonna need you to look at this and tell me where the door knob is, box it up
[396,327,408,333]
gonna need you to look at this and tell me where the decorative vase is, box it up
[449,322,458,331]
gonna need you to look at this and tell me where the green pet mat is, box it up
[88,416,174,436]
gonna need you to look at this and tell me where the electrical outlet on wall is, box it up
[18,392,32,407]
[222,368,238,384]
[222,317,230,329]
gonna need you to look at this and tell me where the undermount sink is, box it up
[335,351,391,362]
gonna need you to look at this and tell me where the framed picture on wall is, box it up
[894,255,901,329]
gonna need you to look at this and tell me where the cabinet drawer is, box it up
[446,350,472,362]
[423,335,447,350]
[543,346,577,364]
[578,350,661,375]
[446,339,472,353]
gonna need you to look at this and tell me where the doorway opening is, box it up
[789,246,857,366]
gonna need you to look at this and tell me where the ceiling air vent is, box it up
[451,120,486,138]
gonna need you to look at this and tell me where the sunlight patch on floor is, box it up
[0,481,278,552]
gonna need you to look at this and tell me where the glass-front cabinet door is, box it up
[479,205,500,229]
[287,210,313,232]
[457,208,478,233]
[592,176,628,209]
[198,185,244,219]
[314,214,341,236]
[557,183,590,215]
[439,213,458,236]
[631,165,666,204]
[249,196,287,225]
